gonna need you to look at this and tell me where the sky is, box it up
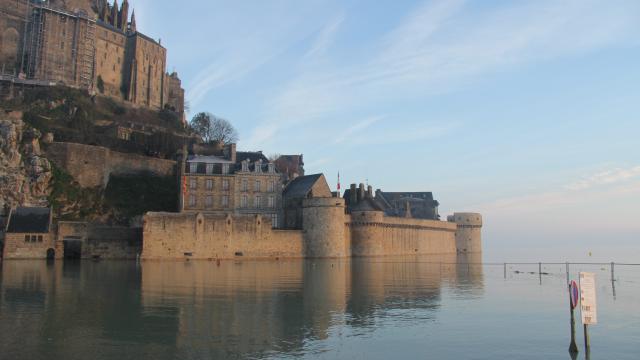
[130,0,639,262]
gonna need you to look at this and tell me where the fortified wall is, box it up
[46,142,176,188]
[142,198,479,260]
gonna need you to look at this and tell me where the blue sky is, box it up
[132,0,639,261]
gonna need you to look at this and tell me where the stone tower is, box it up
[302,197,346,258]
[448,213,482,253]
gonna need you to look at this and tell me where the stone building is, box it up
[0,0,184,114]
[180,145,283,227]
[282,174,332,229]
[3,207,55,259]
[374,190,440,220]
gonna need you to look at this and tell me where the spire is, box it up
[130,9,137,32]
[101,0,109,22]
[120,0,129,31]
[111,0,119,27]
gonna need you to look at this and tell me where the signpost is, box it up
[579,272,597,354]
[568,280,579,354]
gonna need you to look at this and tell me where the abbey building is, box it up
[0,0,184,114]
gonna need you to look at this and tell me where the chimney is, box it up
[223,143,236,163]
[367,185,373,198]
[349,184,357,206]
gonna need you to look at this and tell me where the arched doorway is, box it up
[46,248,56,260]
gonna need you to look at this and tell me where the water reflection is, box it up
[0,255,483,360]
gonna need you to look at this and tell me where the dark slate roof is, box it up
[283,174,323,198]
[6,207,51,233]
[236,151,269,163]
[350,197,384,212]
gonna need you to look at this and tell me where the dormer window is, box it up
[268,163,275,173]
[205,163,214,175]
[222,163,230,174]
[241,160,249,172]
[189,162,197,173]
[254,160,262,173]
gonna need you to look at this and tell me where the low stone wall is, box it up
[56,222,142,259]
[348,211,457,257]
[142,212,304,260]
[46,142,176,188]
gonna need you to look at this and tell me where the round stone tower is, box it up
[302,197,346,258]
[448,213,483,253]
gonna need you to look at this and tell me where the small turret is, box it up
[130,9,137,32]
[120,0,129,31]
[101,0,109,22]
[111,0,119,27]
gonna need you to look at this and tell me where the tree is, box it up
[189,112,239,144]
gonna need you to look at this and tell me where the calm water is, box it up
[0,256,638,360]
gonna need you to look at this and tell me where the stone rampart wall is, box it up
[349,211,457,257]
[46,142,176,188]
[142,212,304,260]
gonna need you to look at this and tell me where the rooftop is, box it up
[6,207,51,233]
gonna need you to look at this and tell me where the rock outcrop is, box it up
[0,111,52,216]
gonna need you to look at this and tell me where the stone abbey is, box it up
[0,0,184,114]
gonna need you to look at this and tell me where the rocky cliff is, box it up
[0,110,52,216]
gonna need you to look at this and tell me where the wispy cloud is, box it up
[245,0,640,148]
[333,116,383,144]
[566,166,640,190]
[305,13,345,59]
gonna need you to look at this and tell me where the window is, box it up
[189,178,197,190]
[270,214,278,228]
[240,195,248,208]
[267,181,275,192]
[221,195,229,207]
[241,179,248,192]
[254,162,262,173]
[205,195,213,208]
[241,161,249,172]
[222,164,230,174]
[37,235,43,243]
[206,179,213,190]
[255,195,262,208]
[189,195,197,207]
[268,163,275,173]
[254,180,261,192]
[206,163,214,175]
[31,235,37,242]
[189,162,197,173]
[24,235,29,242]
[222,179,230,191]
[268,196,275,208]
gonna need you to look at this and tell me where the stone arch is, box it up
[1,27,20,72]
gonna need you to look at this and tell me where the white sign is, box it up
[579,272,597,325]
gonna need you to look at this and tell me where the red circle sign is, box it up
[570,280,579,309]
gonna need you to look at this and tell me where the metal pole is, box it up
[566,262,570,285]
[610,262,615,282]
[584,324,590,354]
[569,293,578,354]
[504,263,507,279]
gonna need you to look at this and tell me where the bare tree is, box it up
[189,112,239,144]
[211,116,239,144]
